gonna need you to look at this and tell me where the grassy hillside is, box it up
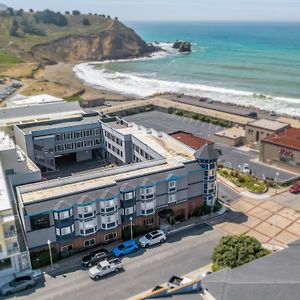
[0,11,116,64]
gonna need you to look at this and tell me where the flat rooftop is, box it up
[247,119,290,132]
[169,131,213,149]
[7,94,64,107]
[214,126,245,139]
[262,127,300,151]
[18,113,101,134]
[18,126,196,204]
[0,101,83,127]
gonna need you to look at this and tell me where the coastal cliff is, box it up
[31,20,157,62]
[0,11,158,65]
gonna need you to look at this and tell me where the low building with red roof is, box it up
[169,131,214,150]
[260,127,300,173]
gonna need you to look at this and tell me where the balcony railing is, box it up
[4,230,17,239]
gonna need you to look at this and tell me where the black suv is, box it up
[81,249,109,268]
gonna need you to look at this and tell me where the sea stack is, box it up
[172,40,192,52]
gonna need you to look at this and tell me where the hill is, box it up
[0,10,157,65]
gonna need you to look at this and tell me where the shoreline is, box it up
[4,61,299,123]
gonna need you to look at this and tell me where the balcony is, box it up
[4,230,17,239]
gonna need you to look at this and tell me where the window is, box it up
[61,245,73,252]
[122,191,135,201]
[78,204,96,219]
[79,218,97,236]
[101,213,119,229]
[61,226,71,236]
[100,199,118,213]
[105,232,117,241]
[60,210,72,220]
[30,214,50,231]
[168,194,176,203]
[141,186,155,200]
[141,200,155,216]
[124,207,134,215]
[144,218,154,227]
[84,238,95,247]
[168,180,176,192]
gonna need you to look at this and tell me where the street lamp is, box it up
[272,172,279,253]
[47,239,54,269]
[129,216,133,241]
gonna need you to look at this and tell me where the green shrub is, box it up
[192,114,199,120]
[238,175,246,183]
[221,170,228,177]
[211,263,220,272]
[212,235,270,271]
[230,171,236,177]
[30,248,59,269]
[175,110,183,116]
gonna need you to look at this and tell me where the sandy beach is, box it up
[17,62,132,102]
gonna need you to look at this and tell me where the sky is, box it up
[3,0,300,22]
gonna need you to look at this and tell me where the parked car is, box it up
[247,111,258,118]
[88,258,123,280]
[289,182,300,194]
[112,240,139,257]
[242,163,251,174]
[81,248,109,268]
[270,111,277,117]
[138,230,167,247]
[1,275,36,296]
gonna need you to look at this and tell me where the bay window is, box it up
[141,186,155,200]
[101,212,119,229]
[121,191,135,201]
[100,198,118,213]
[78,204,96,219]
[79,218,97,236]
[55,224,74,236]
[141,200,155,216]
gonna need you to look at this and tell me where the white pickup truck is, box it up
[88,258,123,280]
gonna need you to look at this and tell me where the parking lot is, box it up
[125,111,296,182]
[4,224,223,300]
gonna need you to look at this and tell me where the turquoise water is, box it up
[74,22,300,116]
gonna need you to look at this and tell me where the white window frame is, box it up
[125,207,134,215]
[141,186,155,200]
[123,191,135,201]
[168,180,176,192]
[168,194,177,203]
[61,226,71,236]
[104,232,117,241]
[141,200,156,216]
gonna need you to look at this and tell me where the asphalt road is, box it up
[125,111,296,182]
[160,94,280,120]
[8,225,223,300]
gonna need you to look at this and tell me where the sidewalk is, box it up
[39,210,227,277]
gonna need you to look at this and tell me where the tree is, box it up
[29,9,34,13]
[16,9,24,16]
[72,10,80,16]
[212,235,270,272]
[7,7,15,16]
[65,11,70,15]
[34,9,68,27]
[9,19,19,37]
[82,18,90,26]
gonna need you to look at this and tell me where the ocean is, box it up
[73,22,300,116]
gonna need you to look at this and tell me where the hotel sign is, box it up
[279,148,294,162]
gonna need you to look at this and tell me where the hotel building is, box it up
[13,113,218,254]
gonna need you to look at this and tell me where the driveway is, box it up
[6,224,223,300]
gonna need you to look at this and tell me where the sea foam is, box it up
[73,43,300,117]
